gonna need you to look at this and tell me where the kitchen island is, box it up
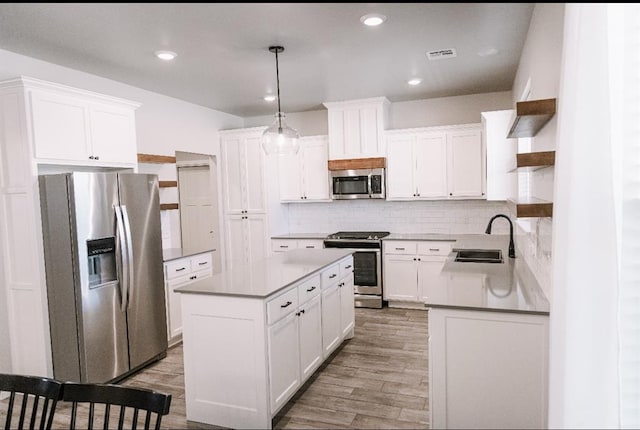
[175,248,355,429]
[424,235,550,429]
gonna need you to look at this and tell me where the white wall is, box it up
[0,48,244,249]
[509,3,565,300]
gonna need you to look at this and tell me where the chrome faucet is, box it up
[485,214,515,258]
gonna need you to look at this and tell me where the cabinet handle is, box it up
[300,196,304,199]
[339,282,344,287]
[279,245,289,248]
[300,309,305,314]
[280,301,292,308]
[89,155,94,160]
[176,267,186,272]
[449,193,453,196]
[190,275,196,280]
[396,247,405,251]
[305,245,314,248]
[413,258,417,261]
[329,274,337,279]
[94,156,100,160]
[418,258,421,261]
[295,311,300,316]
[306,286,316,292]
[345,265,352,269]
[429,248,440,251]
[198,262,208,265]
[417,193,420,197]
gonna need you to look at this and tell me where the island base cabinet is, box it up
[428,308,549,429]
[181,294,270,429]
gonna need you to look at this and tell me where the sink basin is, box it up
[454,249,503,263]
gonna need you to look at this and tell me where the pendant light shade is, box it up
[262,46,300,155]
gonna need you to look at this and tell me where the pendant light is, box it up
[262,46,300,155]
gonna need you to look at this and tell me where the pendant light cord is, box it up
[274,49,282,131]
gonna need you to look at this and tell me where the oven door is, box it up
[352,250,381,295]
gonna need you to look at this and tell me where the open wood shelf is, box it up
[507,197,553,218]
[507,98,556,138]
[510,150,556,172]
[137,153,176,164]
[159,180,178,188]
[160,203,179,210]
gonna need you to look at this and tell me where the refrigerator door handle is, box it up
[115,205,129,312]
[121,205,135,311]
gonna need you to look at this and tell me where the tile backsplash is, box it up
[287,199,512,235]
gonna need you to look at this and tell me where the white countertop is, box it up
[175,248,353,298]
[162,247,216,262]
[428,234,549,315]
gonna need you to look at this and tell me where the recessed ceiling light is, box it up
[264,95,277,102]
[407,78,423,86]
[360,13,387,26]
[478,47,499,57]
[155,50,177,61]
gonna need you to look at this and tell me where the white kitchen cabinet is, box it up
[482,110,518,201]
[428,307,549,429]
[321,258,354,357]
[268,311,300,413]
[224,214,267,269]
[220,128,266,214]
[271,238,324,253]
[383,240,454,308]
[386,124,485,200]
[323,97,390,160]
[164,252,213,345]
[28,79,139,166]
[297,293,323,380]
[278,135,330,202]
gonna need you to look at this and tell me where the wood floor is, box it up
[34,307,429,429]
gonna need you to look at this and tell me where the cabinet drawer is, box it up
[191,252,213,271]
[297,239,324,250]
[271,239,297,252]
[339,257,354,277]
[384,241,417,255]
[297,274,321,304]
[417,241,454,256]
[267,288,299,325]
[165,258,191,280]
[321,263,340,288]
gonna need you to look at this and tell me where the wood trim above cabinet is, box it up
[137,153,177,164]
[507,98,557,139]
[327,157,386,171]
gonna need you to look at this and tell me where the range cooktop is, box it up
[326,231,390,240]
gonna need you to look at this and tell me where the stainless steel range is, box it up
[323,231,390,309]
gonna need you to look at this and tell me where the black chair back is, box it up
[61,383,171,430]
[0,373,64,430]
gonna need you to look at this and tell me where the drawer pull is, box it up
[198,261,208,266]
[190,275,196,280]
[429,248,440,251]
[176,267,187,272]
[279,245,289,248]
[395,247,405,250]
[329,274,337,279]
[345,265,352,269]
[280,301,292,308]
[305,245,314,248]
[306,286,316,292]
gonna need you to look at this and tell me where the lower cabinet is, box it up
[321,259,355,358]
[164,252,213,345]
[428,307,549,429]
[271,238,325,253]
[383,240,453,308]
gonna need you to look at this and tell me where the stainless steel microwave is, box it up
[330,168,385,199]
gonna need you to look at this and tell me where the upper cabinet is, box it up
[278,135,330,202]
[507,98,556,139]
[25,78,140,166]
[323,97,390,160]
[386,124,485,200]
[482,110,518,201]
[220,127,267,214]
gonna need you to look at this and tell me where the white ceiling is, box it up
[0,3,534,118]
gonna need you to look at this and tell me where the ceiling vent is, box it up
[427,48,457,60]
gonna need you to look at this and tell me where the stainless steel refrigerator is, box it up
[39,172,168,383]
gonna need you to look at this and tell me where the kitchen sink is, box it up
[454,249,503,263]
